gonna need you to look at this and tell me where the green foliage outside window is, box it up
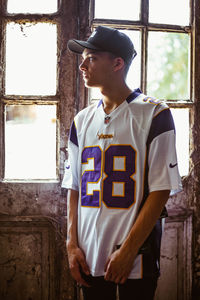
[147,33,189,100]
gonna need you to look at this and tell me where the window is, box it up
[90,0,192,177]
[1,0,59,181]
[7,0,58,14]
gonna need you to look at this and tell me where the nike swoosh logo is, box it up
[169,163,178,168]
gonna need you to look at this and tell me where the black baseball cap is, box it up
[67,26,137,64]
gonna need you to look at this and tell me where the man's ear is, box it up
[113,57,125,71]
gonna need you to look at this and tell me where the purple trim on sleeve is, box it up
[147,109,175,145]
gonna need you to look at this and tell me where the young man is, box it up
[62,26,181,300]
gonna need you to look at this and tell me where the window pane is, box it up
[149,0,190,26]
[5,105,57,180]
[7,0,58,14]
[124,30,141,90]
[171,108,189,177]
[5,22,57,96]
[147,32,189,100]
[95,0,140,20]
[89,30,141,102]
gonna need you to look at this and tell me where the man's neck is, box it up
[101,86,132,115]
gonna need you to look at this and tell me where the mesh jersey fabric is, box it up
[62,89,182,278]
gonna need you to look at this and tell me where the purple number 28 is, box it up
[81,145,136,209]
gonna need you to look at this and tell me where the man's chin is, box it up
[84,82,92,88]
[84,81,98,88]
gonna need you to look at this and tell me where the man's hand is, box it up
[67,189,90,287]
[105,190,170,284]
[67,243,91,287]
[104,246,137,284]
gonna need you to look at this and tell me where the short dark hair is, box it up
[108,52,133,77]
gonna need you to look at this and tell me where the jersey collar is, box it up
[126,88,142,103]
[97,88,142,108]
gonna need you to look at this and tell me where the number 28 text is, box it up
[81,145,137,209]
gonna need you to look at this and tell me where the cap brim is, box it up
[67,39,101,54]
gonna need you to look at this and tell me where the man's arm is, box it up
[104,189,170,284]
[67,189,90,286]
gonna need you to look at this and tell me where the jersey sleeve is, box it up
[147,107,182,193]
[61,120,79,190]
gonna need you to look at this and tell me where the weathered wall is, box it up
[0,0,90,299]
[191,0,200,298]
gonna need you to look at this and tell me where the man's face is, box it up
[79,49,116,88]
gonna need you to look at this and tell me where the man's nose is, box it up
[79,59,87,71]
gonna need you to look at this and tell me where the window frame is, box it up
[91,0,193,105]
[90,0,194,177]
[0,1,62,182]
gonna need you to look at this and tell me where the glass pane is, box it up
[171,108,189,177]
[5,22,57,96]
[89,30,141,101]
[95,0,140,20]
[5,105,57,180]
[124,30,141,91]
[7,0,58,14]
[147,32,189,100]
[149,0,190,26]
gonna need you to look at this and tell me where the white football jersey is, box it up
[62,89,182,279]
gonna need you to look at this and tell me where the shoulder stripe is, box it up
[126,88,142,104]
[69,121,78,147]
[153,107,169,119]
[147,108,175,145]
